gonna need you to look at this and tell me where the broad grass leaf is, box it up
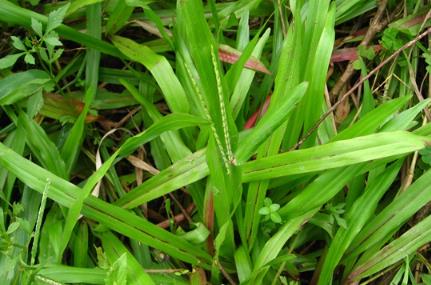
[18,111,67,179]
[61,113,209,262]
[0,70,51,105]
[347,168,431,259]
[115,149,208,209]
[112,36,189,113]
[318,160,403,285]
[0,143,212,266]
[242,131,428,181]
[67,0,103,16]
[332,95,411,141]
[236,82,308,162]
[37,264,107,284]
[347,214,431,282]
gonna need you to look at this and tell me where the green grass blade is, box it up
[223,28,265,95]
[300,3,335,146]
[177,0,237,165]
[112,36,189,113]
[0,126,26,203]
[71,222,89,267]
[242,131,429,182]
[98,231,156,285]
[250,210,317,283]
[61,113,208,252]
[117,113,207,158]
[318,160,403,285]
[85,2,101,92]
[37,265,106,284]
[83,197,212,266]
[347,214,431,282]
[335,0,376,24]
[278,164,367,218]
[0,142,212,266]
[0,70,51,105]
[105,0,134,35]
[115,149,208,209]
[61,86,95,177]
[236,82,308,162]
[230,28,270,119]
[18,111,67,179]
[120,79,191,162]
[346,168,431,259]
[332,96,411,141]
[66,0,103,16]
[234,245,252,283]
[381,99,431,132]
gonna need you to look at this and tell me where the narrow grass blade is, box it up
[236,82,308,162]
[98,231,155,285]
[18,111,67,179]
[115,149,208,209]
[0,70,51,105]
[112,36,189,113]
[85,2,101,92]
[0,126,26,203]
[347,214,431,282]
[66,0,103,16]
[177,0,237,166]
[234,245,252,283]
[120,79,191,162]
[61,86,95,177]
[381,99,431,132]
[0,143,212,266]
[105,0,134,35]
[278,164,367,218]
[250,210,317,283]
[60,113,208,257]
[301,3,335,146]
[71,222,89,267]
[346,168,431,259]
[229,29,271,119]
[318,160,403,285]
[242,131,429,182]
[332,95,411,141]
[37,265,106,284]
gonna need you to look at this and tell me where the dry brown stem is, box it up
[330,0,390,98]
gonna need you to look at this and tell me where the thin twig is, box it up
[216,259,237,285]
[401,116,427,192]
[157,203,194,229]
[330,0,390,97]
[111,107,141,129]
[293,27,431,150]
[404,50,431,120]
[169,192,193,224]
[144,268,189,274]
